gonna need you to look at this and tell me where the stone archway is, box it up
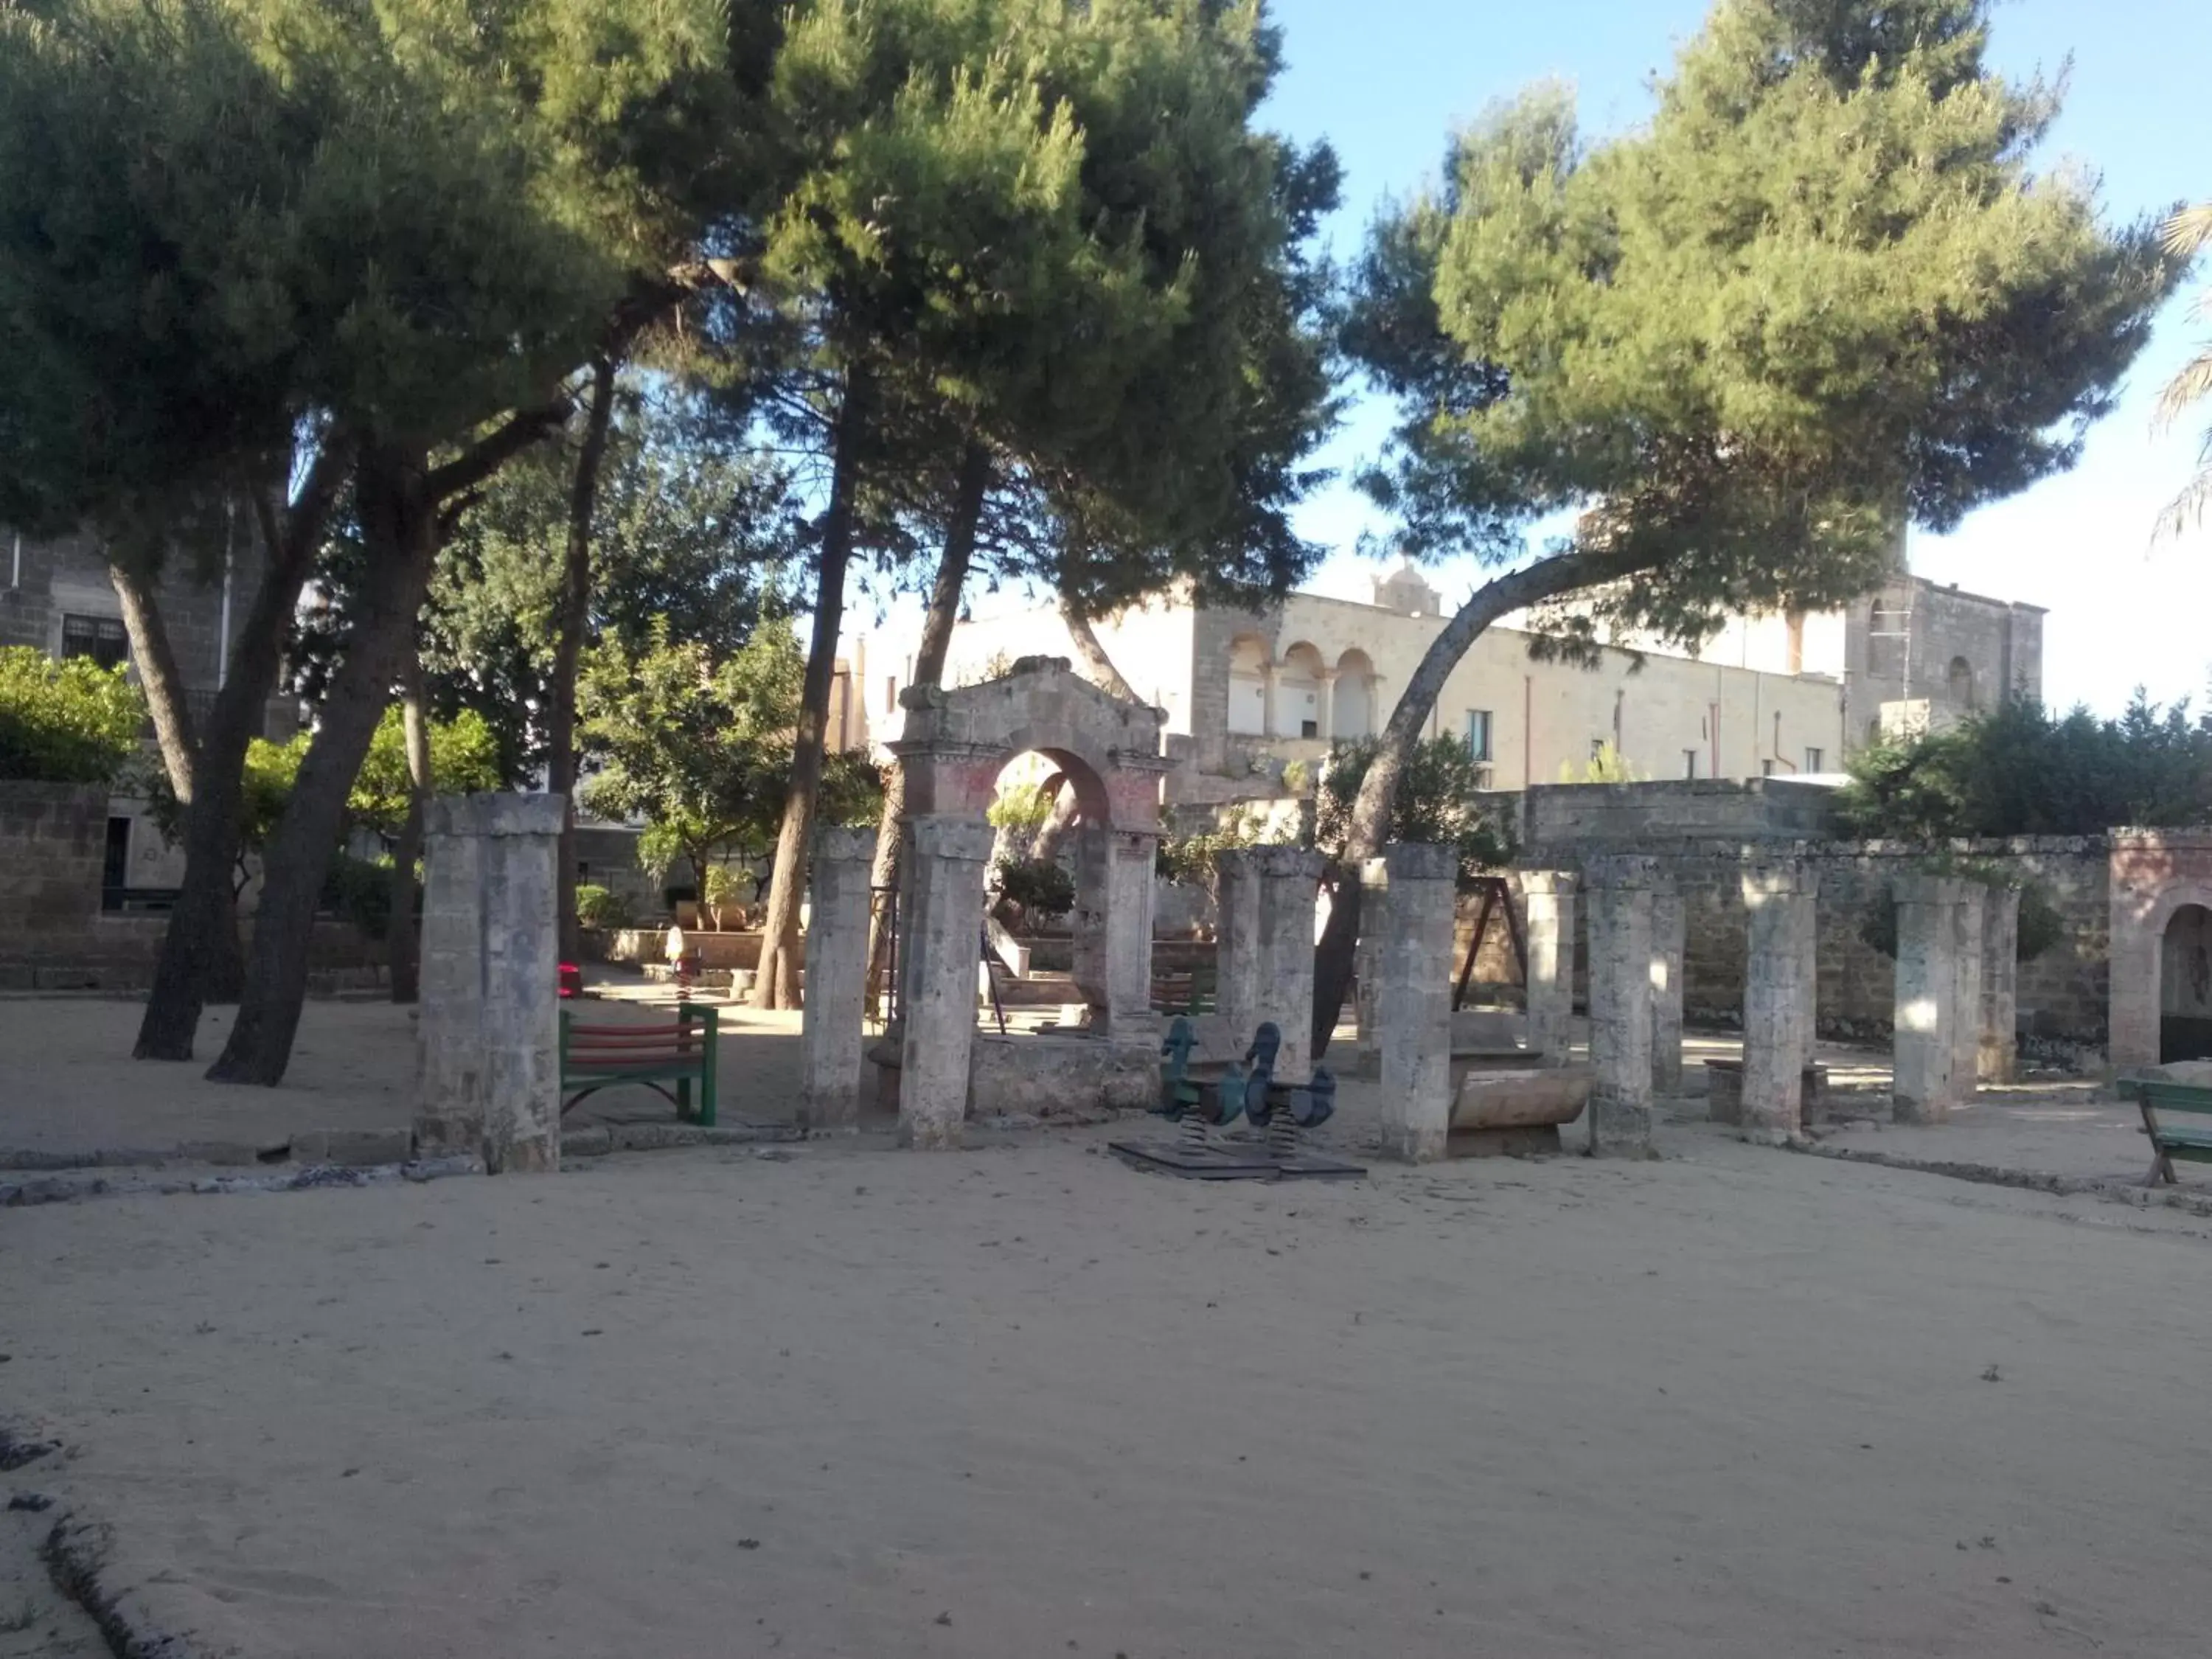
[2108,831,2212,1068]
[886,658,1173,1147]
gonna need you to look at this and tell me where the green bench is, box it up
[2115,1077,2212,1186]
[1151,964,1218,1016]
[560,1005,718,1127]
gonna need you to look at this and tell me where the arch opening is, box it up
[1228,635,1268,736]
[1947,655,1977,712]
[2162,902,2212,1062]
[1332,648,1374,739]
[1277,641,1326,740]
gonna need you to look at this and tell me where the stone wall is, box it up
[0,781,105,938]
[0,782,386,990]
[1518,778,1843,849]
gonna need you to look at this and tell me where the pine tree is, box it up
[1319,0,2180,1054]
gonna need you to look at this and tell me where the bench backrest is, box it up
[560,1006,717,1068]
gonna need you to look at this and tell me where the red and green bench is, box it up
[559,1006,718,1127]
[2115,1077,2212,1186]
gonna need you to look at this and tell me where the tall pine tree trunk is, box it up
[1308,547,1643,1060]
[386,658,431,1004]
[863,439,991,1015]
[208,448,443,1084]
[754,368,873,1012]
[135,474,335,1059]
[550,355,618,967]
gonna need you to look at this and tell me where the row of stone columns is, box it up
[1514,861,2023,1149]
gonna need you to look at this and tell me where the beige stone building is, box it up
[854,560,2042,804]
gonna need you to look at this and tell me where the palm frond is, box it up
[2153,347,2212,431]
[2162,202,2212,258]
[2154,459,2212,544]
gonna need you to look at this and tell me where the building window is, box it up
[1761,759,1775,778]
[1683,750,1700,779]
[884,675,900,714]
[1591,738,1607,760]
[1466,709,1494,763]
[1804,747,1825,773]
[1947,656,1976,711]
[1299,718,1319,739]
[61,613,128,671]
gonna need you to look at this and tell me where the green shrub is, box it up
[1858,872,2067,964]
[0,647,145,783]
[321,853,393,941]
[994,856,1075,917]
[574,883,630,931]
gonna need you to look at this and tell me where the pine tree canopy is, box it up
[1351,0,2181,649]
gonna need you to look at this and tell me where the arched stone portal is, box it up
[886,658,1173,1147]
[2108,831,2212,1068]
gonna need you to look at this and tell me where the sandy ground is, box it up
[10,989,2154,1189]
[1,985,816,1160]
[7,1121,2212,1658]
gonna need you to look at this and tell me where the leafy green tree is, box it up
[349,709,505,845]
[1318,0,2181,1054]
[1316,737,1515,890]
[419,406,798,783]
[579,616,881,903]
[1839,695,2212,839]
[0,649,145,785]
[0,0,761,1074]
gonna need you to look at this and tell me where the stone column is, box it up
[1739,861,1817,1141]
[1215,850,1262,1042]
[1585,857,1658,1157]
[799,826,877,1132]
[1368,844,1458,1162]
[1892,874,1968,1124]
[1951,883,1987,1106]
[1214,846,1324,1080]
[417,792,565,1173]
[897,815,995,1150]
[1649,886,1686,1095]
[1523,872,1578,1068]
[1072,826,1161,1039]
[1980,883,2021,1084]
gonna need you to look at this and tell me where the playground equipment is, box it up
[1116,1018,1363,1182]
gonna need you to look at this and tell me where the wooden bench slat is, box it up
[558,1006,717,1127]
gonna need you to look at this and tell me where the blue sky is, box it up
[1258,0,2212,715]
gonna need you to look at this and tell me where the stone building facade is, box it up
[1844,573,2045,746]
[855,553,2041,812]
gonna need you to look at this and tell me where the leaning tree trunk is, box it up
[549,355,618,967]
[1309,548,1646,1060]
[754,368,874,1012]
[135,473,335,1058]
[109,560,198,803]
[208,450,445,1085]
[386,659,431,1004]
[1059,597,1139,702]
[863,438,991,1014]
